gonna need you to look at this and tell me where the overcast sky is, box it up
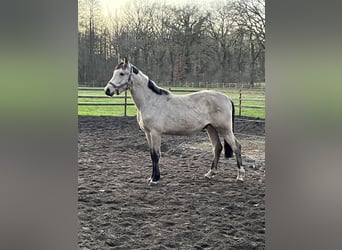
[99,0,211,16]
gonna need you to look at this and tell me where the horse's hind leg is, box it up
[205,125,222,179]
[223,132,245,182]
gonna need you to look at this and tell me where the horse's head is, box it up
[105,57,132,96]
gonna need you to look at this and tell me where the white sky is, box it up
[99,0,125,15]
[99,0,210,16]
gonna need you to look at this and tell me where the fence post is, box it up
[239,89,242,117]
[124,91,127,116]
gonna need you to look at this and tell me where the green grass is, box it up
[78,87,265,119]
[78,105,137,116]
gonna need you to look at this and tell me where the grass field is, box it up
[78,87,265,119]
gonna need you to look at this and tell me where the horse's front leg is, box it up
[145,131,161,184]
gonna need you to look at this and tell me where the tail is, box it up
[224,100,235,158]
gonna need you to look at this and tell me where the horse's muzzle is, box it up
[105,88,113,96]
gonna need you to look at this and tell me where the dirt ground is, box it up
[78,116,265,250]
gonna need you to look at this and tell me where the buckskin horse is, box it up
[104,58,244,184]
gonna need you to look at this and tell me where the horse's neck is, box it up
[129,72,153,110]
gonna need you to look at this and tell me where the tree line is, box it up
[78,0,265,87]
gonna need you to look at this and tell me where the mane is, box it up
[147,80,170,95]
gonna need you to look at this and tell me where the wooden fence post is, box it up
[124,91,127,116]
[239,89,242,117]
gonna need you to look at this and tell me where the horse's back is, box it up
[172,90,233,124]
[185,90,232,113]
[186,90,234,131]
[173,90,229,102]
[140,90,233,135]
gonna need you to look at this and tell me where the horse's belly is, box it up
[161,119,206,135]
[163,128,201,136]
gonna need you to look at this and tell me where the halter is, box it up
[108,64,134,95]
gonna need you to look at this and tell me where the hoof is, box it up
[236,167,245,182]
[205,173,215,179]
[147,177,159,185]
[205,170,216,179]
[149,180,159,185]
[236,176,244,182]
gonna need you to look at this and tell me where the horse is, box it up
[104,58,245,184]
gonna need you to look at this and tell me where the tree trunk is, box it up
[238,47,243,83]
[249,40,255,87]
[184,44,191,80]
[169,50,175,85]
[220,49,228,83]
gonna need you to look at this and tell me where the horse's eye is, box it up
[120,72,124,76]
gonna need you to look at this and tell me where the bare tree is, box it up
[78,0,102,82]
[234,0,265,85]
[207,1,238,82]
[78,0,265,86]
[234,0,265,49]
[163,4,209,82]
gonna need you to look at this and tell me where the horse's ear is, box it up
[123,57,128,65]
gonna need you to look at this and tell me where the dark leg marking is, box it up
[224,140,234,158]
[150,149,160,182]
[211,140,223,170]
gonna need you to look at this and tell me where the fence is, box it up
[169,82,265,91]
[78,87,134,116]
[78,87,265,118]
[79,81,265,91]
